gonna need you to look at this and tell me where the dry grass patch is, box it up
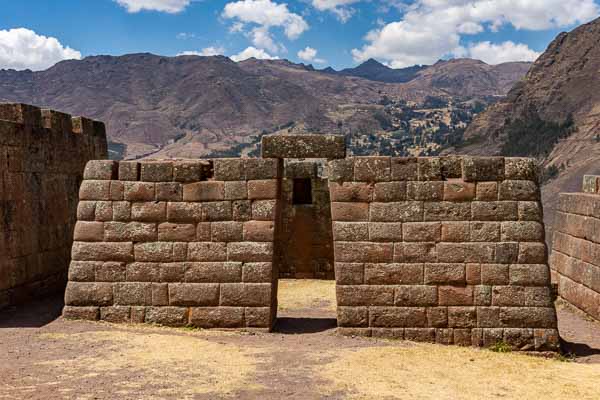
[319,342,600,400]
[278,279,336,312]
[37,329,266,399]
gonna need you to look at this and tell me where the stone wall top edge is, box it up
[0,102,105,137]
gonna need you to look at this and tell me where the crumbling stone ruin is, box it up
[550,175,600,322]
[0,103,107,310]
[63,133,559,350]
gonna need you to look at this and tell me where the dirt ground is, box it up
[1,280,600,400]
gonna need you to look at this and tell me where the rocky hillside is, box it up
[0,54,528,159]
[462,16,600,240]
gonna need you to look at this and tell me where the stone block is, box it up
[501,221,544,241]
[492,286,553,307]
[168,283,220,306]
[333,222,369,241]
[364,263,423,285]
[499,307,556,328]
[424,263,465,285]
[224,181,248,200]
[391,157,418,181]
[227,242,274,262]
[95,262,126,282]
[174,160,210,182]
[184,262,242,283]
[145,306,188,326]
[220,283,272,306]
[505,158,538,181]
[183,181,224,201]
[189,307,245,328]
[242,262,273,283]
[64,282,113,306]
[211,221,243,242]
[156,182,182,201]
[158,223,196,242]
[394,285,437,306]
[79,180,111,201]
[354,157,391,182]
[100,306,131,323]
[124,182,155,201]
[63,306,99,321]
[328,159,354,182]
[335,242,393,263]
[369,307,427,327]
[134,242,174,262]
[167,202,203,222]
[103,221,156,242]
[443,180,476,201]
[583,175,600,194]
[471,201,518,221]
[476,182,498,201]
[427,307,448,328]
[329,182,373,202]
[187,242,228,262]
[423,202,470,221]
[203,201,232,221]
[470,222,500,242]
[336,285,394,306]
[248,180,278,200]
[331,202,369,221]
[245,307,272,328]
[68,261,97,282]
[337,307,369,327]
[118,161,140,181]
[509,264,550,286]
[140,161,173,182]
[438,286,473,306]
[394,242,437,263]
[73,221,104,242]
[518,243,547,264]
[72,242,133,262]
[417,157,442,181]
[403,222,441,242]
[463,157,504,182]
[243,221,275,242]
[131,202,166,222]
[245,158,280,180]
[499,180,539,201]
[152,283,169,306]
[481,264,509,285]
[441,222,470,242]
[448,307,477,328]
[251,200,277,221]
[407,181,443,201]
[84,160,118,180]
[334,263,364,285]
[262,134,345,159]
[370,202,423,222]
[373,182,406,202]
[368,222,402,242]
[125,262,160,282]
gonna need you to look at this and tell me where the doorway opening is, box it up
[274,160,337,333]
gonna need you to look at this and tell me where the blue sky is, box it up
[0,0,598,71]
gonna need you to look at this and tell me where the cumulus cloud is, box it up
[352,0,600,67]
[297,46,326,63]
[0,28,81,71]
[177,46,226,56]
[311,0,361,23]
[465,41,540,64]
[223,0,308,53]
[230,46,279,61]
[115,0,191,13]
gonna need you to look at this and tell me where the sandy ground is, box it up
[1,280,600,400]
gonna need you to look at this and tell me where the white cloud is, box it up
[311,0,361,23]
[115,0,191,13]
[297,46,326,63]
[230,46,279,61]
[0,28,81,71]
[176,32,196,40]
[352,0,600,67]
[223,0,308,53]
[177,46,226,57]
[465,41,540,64]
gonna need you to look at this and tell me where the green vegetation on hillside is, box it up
[500,111,576,158]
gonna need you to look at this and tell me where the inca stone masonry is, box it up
[1,103,563,351]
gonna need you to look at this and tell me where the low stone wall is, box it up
[0,103,107,310]
[549,175,600,321]
[63,158,281,329]
[329,156,559,350]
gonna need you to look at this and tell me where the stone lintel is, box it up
[261,134,346,159]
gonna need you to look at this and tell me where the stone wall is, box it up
[0,103,107,310]
[549,175,600,321]
[63,158,281,329]
[276,160,334,279]
[329,156,559,350]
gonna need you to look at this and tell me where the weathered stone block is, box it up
[369,307,427,327]
[140,161,173,182]
[156,182,182,201]
[364,263,423,285]
[394,242,437,263]
[333,222,369,241]
[184,262,242,283]
[189,307,245,328]
[183,181,224,201]
[329,182,373,202]
[354,157,391,182]
[370,202,423,222]
[64,282,113,306]
[394,285,437,306]
[463,157,504,182]
[331,202,369,221]
[167,202,203,222]
[79,180,111,201]
[337,285,394,306]
[335,242,393,263]
[220,283,272,306]
[424,263,465,285]
[262,134,345,159]
[403,222,441,242]
[368,222,402,242]
[168,283,219,306]
[248,180,278,200]
[72,242,133,262]
[84,160,118,180]
[124,182,155,201]
[335,263,364,285]
[187,242,228,262]
[73,221,104,242]
[227,242,273,262]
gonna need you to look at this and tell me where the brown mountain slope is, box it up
[462,17,600,239]
[406,58,531,99]
[0,54,528,159]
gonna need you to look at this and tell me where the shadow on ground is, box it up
[273,317,337,334]
[0,294,63,329]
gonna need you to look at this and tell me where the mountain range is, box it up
[0,55,530,159]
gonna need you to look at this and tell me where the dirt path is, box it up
[1,280,600,400]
